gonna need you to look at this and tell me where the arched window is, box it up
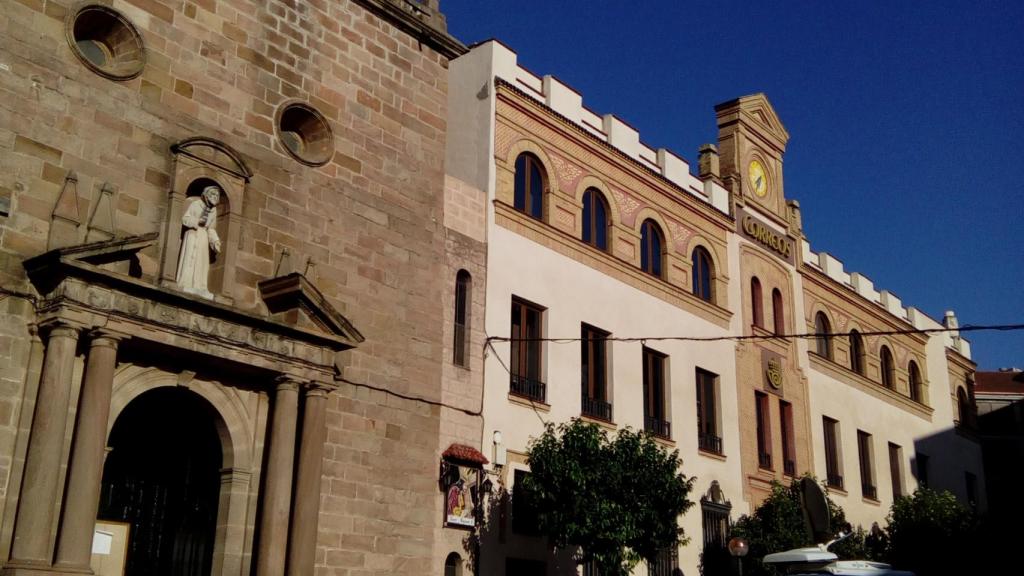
[445,552,463,576]
[814,312,833,359]
[771,288,784,334]
[880,345,895,389]
[692,246,714,302]
[849,329,865,375]
[750,277,764,328]
[453,270,471,367]
[956,386,970,426]
[640,219,664,278]
[581,187,609,251]
[908,361,922,402]
[514,153,545,219]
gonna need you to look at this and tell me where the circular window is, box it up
[66,5,146,80]
[276,103,334,166]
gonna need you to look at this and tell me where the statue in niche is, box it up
[176,184,222,299]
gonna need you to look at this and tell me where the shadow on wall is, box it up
[977,398,1024,535]
[464,482,578,576]
[909,424,984,513]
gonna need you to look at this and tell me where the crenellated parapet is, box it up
[800,239,971,358]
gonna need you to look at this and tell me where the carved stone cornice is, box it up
[352,0,467,60]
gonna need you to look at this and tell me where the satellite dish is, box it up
[800,477,831,543]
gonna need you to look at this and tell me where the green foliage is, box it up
[727,476,870,576]
[882,488,977,576]
[521,419,695,576]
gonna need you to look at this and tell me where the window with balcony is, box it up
[513,153,545,219]
[888,442,903,498]
[510,298,545,402]
[453,270,470,367]
[581,324,612,421]
[692,246,715,303]
[696,368,721,454]
[643,347,670,439]
[880,345,895,389]
[640,219,664,278]
[849,329,865,375]
[780,400,796,476]
[823,416,843,489]
[647,546,678,576]
[511,469,541,536]
[581,187,610,251]
[755,392,772,470]
[772,288,785,334]
[814,311,833,359]
[751,277,764,328]
[858,430,876,500]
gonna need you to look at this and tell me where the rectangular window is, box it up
[511,469,540,536]
[780,400,796,476]
[696,368,721,454]
[858,430,876,500]
[755,392,772,469]
[647,546,678,576]
[510,298,545,402]
[916,452,929,488]
[643,347,670,439]
[581,324,612,421]
[965,471,977,510]
[823,416,843,489]
[888,442,903,498]
[453,271,470,366]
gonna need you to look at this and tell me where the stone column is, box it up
[286,384,331,576]
[255,377,300,576]
[9,322,80,565]
[54,332,120,569]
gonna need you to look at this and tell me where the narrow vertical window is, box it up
[445,552,463,576]
[815,312,833,359]
[771,288,784,334]
[780,400,795,476]
[513,153,544,219]
[965,472,978,510]
[823,416,843,489]
[916,452,929,488]
[888,442,903,499]
[696,369,721,454]
[510,298,545,402]
[858,430,876,500]
[692,246,714,302]
[643,347,670,439]
[581,324,612,421]
[453,270,471,367]
[908,361,922,403]
[956,386,971,427]
[880,345,895,389]
[751,277,764,328]
[755,392,771,469]
[849,329,865,375]
[640,219,664,278]
[581,188,609,251]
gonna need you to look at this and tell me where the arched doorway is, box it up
[98,387,223,576]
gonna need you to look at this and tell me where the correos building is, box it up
[446,39,984,575]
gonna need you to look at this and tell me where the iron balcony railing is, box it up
[862,483,877,500]
[827,473,844,490]
[510,374,546,403]
[698,432,722,454]
[645,416,671,439]
[582,396,613,422]
[784,459,796,477]
[758,451,772,470]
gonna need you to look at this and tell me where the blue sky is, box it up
[442,1,1024,370]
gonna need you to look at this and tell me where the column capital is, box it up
[87,329,125,349]
[303,382,333,398]
[37,318,84,339]
[274,375,302,393]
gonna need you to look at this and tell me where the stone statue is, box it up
[176,185,222,299]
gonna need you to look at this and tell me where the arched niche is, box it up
[161,137,252,304]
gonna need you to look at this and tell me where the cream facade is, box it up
[447,39,986,576]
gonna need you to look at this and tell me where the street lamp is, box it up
[728,536,749,576]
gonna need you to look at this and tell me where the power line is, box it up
[485,323,1024,345]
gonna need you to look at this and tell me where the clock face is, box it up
[749,160,768,198]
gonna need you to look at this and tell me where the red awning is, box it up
[442,443,488,465]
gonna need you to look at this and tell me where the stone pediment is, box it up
[170,137,253,182]
[24,233,158,292]
[258,272,365,344]
[715,93,790,151]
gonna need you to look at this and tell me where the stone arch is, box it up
[573,174,623,226]
[497,139,557,222]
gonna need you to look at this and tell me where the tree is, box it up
[727,477,869,576]
[519,419,695,576]
[882,488,977,576]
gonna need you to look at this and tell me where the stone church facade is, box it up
[0,1,479,575]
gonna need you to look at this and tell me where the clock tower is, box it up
[715,93,799,234]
